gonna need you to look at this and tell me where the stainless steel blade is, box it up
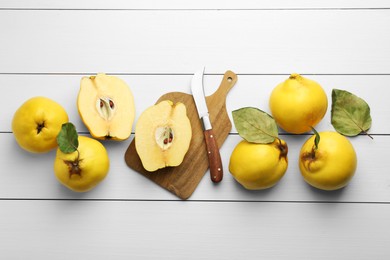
[190,67,212,130]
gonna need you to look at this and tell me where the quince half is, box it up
[77,73,135,140]
[135,100,192,172]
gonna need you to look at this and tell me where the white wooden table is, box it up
[1,1,390,259]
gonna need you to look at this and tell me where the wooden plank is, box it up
[0,10,389,74]
[1,132,389,202]
[1,0,389,10]
[2,74,389,134]
[1,200,390,259]
[3,74,387,202]
[2,4,389,260]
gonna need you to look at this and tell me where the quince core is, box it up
[135,100,192,172]
[77,73,135,140]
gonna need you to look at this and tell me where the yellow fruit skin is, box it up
[229,139,288,190]
[299,131,357,191]
[54,136,110,192]
[12,96,69,153]
[269,74,328,134]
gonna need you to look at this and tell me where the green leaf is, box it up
[311,127,320,150]
[331,89,372,137]
[232,107,278,144]
[56,123,79,153]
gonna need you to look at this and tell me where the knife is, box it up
[191,67,223,183]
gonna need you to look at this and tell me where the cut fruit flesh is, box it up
[77,73,135,140]
[135,100,192,172]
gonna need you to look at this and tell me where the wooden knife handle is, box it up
[203,129,223,183]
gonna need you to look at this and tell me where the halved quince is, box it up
[135,100,192,172]
[77,73,135,140]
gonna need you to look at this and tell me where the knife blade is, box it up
[191,67,223,183]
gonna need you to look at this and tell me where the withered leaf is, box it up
[232,107,278,144]
[331,89,372,137]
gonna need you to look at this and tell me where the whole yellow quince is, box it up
[12,96,69,153]
[269,74,328,134]
[54,136,110,192]
[299,131,357,191]
[229,139,288,190]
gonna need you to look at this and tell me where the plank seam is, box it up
[1,73,390,76]
[1,8,390,11]
[1,132,389,136]
[1,198,390,204]
[1,132,390,137]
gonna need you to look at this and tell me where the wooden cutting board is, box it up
[124,71,237,200]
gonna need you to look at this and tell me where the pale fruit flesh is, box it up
[12,96,69,153]
[54,136,110,192]
[77,73,135,141]
[299,131,357,191]
[229,139,288,190]
[269,74,328,134]
[135,100,192,172]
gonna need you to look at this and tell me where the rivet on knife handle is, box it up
[203,128,223,182]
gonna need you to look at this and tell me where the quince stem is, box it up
[65,149,81,178]
[276,137,288,159]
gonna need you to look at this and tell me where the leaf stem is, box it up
[310,127,320,151]
[362,130,374,140]
[309,127,321,159]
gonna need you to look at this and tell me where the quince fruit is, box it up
[135,100,192,172]
[12,96,68,153]
[269,73,328,134]
[54,135,110,192]
[77,73,135,140]
[229,139,288,190]
[299,131,357,191]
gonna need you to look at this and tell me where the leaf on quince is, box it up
[232,107,278,144]
[57,122,79,153]
[311,127,320,150]
[331,89,372,137]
